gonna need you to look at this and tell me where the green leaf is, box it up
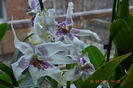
[0,23,8,41]
[0,72,13,88]
[116,0,129,19]
[110,18,133,69]
[74,77,83,88]
[120,64,133,88]
[45,76,57,88]
[0,61,18,86]
[83,46,105,69]
[110,19,133,50]
[82,53,130,88]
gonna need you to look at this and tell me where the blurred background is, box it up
[0,0,133,65]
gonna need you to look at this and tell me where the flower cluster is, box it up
[11,0,100,87]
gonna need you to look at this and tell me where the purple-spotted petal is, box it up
[72,28,100,40]
[80,58,87,65]
[36,41,72,57]
[68,33,75,40]
[19,58,30,69]
[62,66,82,84]
[31,0,35,10]
[66,18,73,24]
[37,46,48,56]
[72,28,80,34]
[11,55,31,80]
[56,28,68,36]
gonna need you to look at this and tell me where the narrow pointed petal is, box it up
[72,28,100,40]
[66,2,74,18]
[73,37,87,49]
[36,41,72,57]
[49,54,75,64]
[11,55,31,80]
[11,24,33,55]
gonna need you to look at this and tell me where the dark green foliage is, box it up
[0,23,8,41]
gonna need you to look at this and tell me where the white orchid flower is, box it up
[28,0,46,13]
[28,9,57,44]
[11,24,74,84]
[62,56,94,84]
[55,2,100,63]
[40,9,57,38]
[56,2,100,42]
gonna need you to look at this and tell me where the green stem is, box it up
[66,81,71,88]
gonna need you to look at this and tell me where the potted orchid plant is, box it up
[0,0,133,88]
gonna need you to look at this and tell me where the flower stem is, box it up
[39,0,44,11]
[66,81,71,88]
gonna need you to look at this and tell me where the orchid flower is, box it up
[55,2,100,64]
[56,2,100,42]
[61,56,94,85]
[28,0,46,13]
[28,9,57,44]
[11,24,75,84]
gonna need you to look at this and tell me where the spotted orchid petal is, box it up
[28,0,46,13]
[49,54,75,64]
[28,0,39,13]
[11,24,33,55]
[36,41,72,58]
[62,67,82,84]
[72,28,100,40]
[11,55,32,80]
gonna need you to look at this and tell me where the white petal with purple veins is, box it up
[36,41,72,57]
[11,55,31,80]
[62,67,82,84]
